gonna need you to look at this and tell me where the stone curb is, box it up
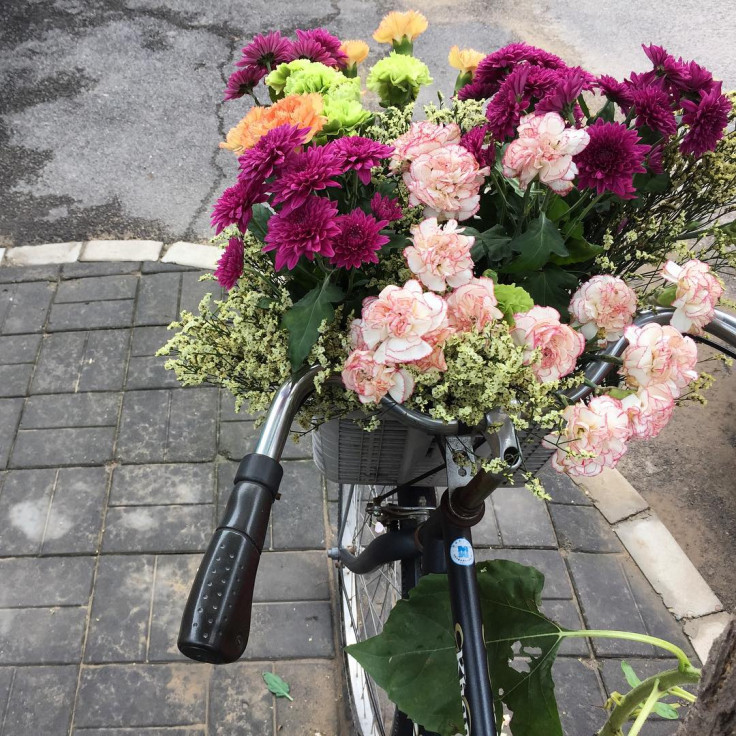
[573,469,731,662]
[3,239,732,665]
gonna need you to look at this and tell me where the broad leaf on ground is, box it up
[504,213,569,273]
[262,671,294,701]
[519,266,580,318]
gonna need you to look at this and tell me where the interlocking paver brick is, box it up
[552,658,607,736]
[0,556,95,607]
[274,661,341,736]
[166,388,218,462]
[567,552,653,657]
[540,599,589,656]
[220,421,313,461]
[537,462,593,505]
[477,548,574,599]
[0,363,33,397]
[1,281,54,334]
[21,392,120,429]
[0,468,56,554]
[102,504,213,553]
[179,272,222,314]
[111,463,214,505]
[11,427,115,468]
[74,729,206,736]
[215,460,241,522]
[549,504,623,553]
[75,664,209,728]
[31,331,87,393]
[48,299,135,331]
[78,329,131,391]
[473,502,501,546]
[126,355,182,389]
[208,662,274,736]
[0,399,22,469]
[271,460,326,550]
[116,389,170,462]
[85,556,155,663]
[135,272,181,326]
[0,333,42,364]
[0,265,60,283]
[246,601,334,659]
[131,325,172,356]
[0,607,87,664]
[2,665,78,735]
[55,275,138,303]
[492,486,557,548]
[254,551,331,602]
[62,261,140,278]
[219,391,257,422]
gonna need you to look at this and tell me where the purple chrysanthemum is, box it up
[214,237,245,290]
[631,84,677,136]
[457,79,497,101]
[680,83,732,158]
[289,28,348,69]
[211,179,266,234]
[224,66,266,101]
[474,42,566,93]
[536,69,589,115]
[459,124,495,168]
[238,124,310,182]
[370,192,403,223]
[484,65,532,140]
[677,60,717,95]
[263,195,340,270]
[646,144,664,175]
[270,145,344,213]
[237,31,294,72]
[328,137,393,185]
[596,75,634,112]
[642,44,689,91]
[574,119,650,199]
[328,210,389,269]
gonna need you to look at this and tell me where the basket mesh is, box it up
[312,415,554,486]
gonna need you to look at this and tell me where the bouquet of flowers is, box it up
[162,9,736,486]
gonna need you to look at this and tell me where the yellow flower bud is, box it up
[448,45,485,75]
[373,10,428,44]
[340,39,370,66]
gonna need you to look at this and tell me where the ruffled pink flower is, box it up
[390,122,462,173]
[342,350,414,404]
[569,275,638,342]
[621,385,676,440]
[404,218,475,292]
[361,280,448,364]
[349,318,368,350]
[445,277,503,332]
[511,305,585,382]
[502,112,589,195]
[621,323,698,397]
[404,144,490,221]
[661,259,723,335]
[550,396,631,477]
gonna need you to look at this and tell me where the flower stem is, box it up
[563,193,604,239]
[626,678,661,736]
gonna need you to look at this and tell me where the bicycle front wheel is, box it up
[336,483,437,736]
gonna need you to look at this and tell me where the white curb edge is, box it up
[4,239,732,664]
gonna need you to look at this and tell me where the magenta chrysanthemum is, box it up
[459,124,495,168]
[474,42,566,93]
[457,79,497,101]
[214,237,245,290]
[484,65,532,140]
[680,83,732,158]
[328,210,389,269]
[575,119,650,199]
[328,137,393,185]
[238,124,310,182]
[289,28,348,69]
[642,44,689,93]
[211,179,266,234]
[237,31,294,72]
[677,61,717,95]
[224,66,265,101]
[631,84,677,136]
[536,69,589,114]
[370,192,403,222]
[270,145,344,213]
[596,75,634,112]
[263,195,340,270]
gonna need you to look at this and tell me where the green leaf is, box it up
[380,230,411,253]
[262,671,294,701]
[467,225,512,265]
[503,213,569,273]
[656,285,678,307]
[346,560,566,736]
[247,203,274,242]
[281,277,344,372]
[653,702,680,719]
[519,266,580,318]
[633,172,671,194]
[546,196,570,223]
[621,661,641,688]
[494,283,534,324]
[549,238,604,266]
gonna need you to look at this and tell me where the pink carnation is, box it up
[621,323,698,397]
[511,305,585,382]
[390,121,462,173]
[405,218,475,292]
[342,350,414,404]
[502,112,589,195]
[446,277,503,332]
[361,280,449,364]
[550,395,631,477]
[404,144,490,221]
[569,275,638,342]
[621,385,676,440]
[661,259,723,335]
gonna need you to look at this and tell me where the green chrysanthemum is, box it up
[366,52,433,108]
[321,97,373,137]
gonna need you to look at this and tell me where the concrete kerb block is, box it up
[5,242,82,266]
[82,240,163,262]
[573,469,649,524]
[161,241,220,270]
[615,513,723,620]
[683,611,734,663]
[0,248,5,266]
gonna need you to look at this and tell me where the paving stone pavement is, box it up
[0,263,700,735]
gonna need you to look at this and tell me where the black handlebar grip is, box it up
[178,453,283,664]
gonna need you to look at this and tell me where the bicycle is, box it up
[177,306,736,736]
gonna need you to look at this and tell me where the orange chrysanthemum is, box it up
[220,93,327,154]
[448,46,485,75]
[373,10,428,44]
[340,39,370,66]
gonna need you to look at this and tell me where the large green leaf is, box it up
[247,203,274,242]
[519,266,580,318]
[346,560,566,736]
[465,225,513,266]
[549,237,604,266]
[280,278,344,372]
[504,214,569,273]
